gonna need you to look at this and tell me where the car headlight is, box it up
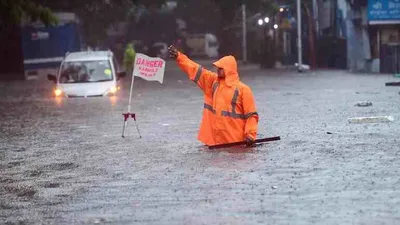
[109,86,117,94]
[106,86,119,96]
[54,88,63,97]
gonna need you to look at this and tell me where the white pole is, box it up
[122,68,142,138]
[127,72,135,113]
[129,71,142,138]
[122,72,135,137]
[297,0,303,72]
[242,3,247,63]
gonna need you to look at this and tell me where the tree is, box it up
[0,0,57,79]
[208,0,317,68]
[172,0,278,58]
[132,0,165,7]
[0,0,166,79]
[32,0,135,47]
[33,0,168,47]
[0,0,57,26]
[212,0,278,57]
[174,0,221,34]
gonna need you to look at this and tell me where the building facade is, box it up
[346,0,400,73]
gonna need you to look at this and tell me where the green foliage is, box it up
[124,43,136,72]
[31,0,166,47]
[174,0,221,32]
[131,0,166,7]
[208,0,279,27]
[0,0,169,46]
[0,0,58,25]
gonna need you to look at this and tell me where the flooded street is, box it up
[1,62,400,224]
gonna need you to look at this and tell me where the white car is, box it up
[47,51,126,97]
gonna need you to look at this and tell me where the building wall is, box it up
[345,0,400,73]
[315,0,399,73]
[379,25,400,73]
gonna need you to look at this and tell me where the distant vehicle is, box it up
[21,13,84,79]
[185,33,219,58]
[47,51,126,98]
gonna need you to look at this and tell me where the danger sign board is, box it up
[133,53,165,84]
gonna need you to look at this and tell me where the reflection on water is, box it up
[200,143,265,154]
[213,147,256,154]
[198,144,265,170]
[54,97,63,107]
[52,96,119,107]
[109,96,118,106]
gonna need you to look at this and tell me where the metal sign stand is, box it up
[122,73,142,138]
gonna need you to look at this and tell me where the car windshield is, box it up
[59,60,113,83]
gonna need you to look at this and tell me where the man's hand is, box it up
[168,45,178,60]
[245,136,255,147]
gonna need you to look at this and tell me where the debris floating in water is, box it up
[348,116,394,124]
[355,101,373,107]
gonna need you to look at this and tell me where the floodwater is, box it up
[1,62,400,224]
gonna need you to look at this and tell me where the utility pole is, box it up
[297,0,303,72]
[242,3,247,63]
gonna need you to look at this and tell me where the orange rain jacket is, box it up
[176,52,259,146]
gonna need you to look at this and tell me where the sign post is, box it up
[121,53,166,138]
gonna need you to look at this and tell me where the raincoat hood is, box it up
[213,55,239,86]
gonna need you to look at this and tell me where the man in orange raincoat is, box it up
[168,45,259,147]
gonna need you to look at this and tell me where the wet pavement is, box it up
[1,61,400,225]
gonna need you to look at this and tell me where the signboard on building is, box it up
[31,31,50,41]
[368,0,400,24]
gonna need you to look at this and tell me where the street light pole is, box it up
[242,3,247,63]
[297,0,303,72]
